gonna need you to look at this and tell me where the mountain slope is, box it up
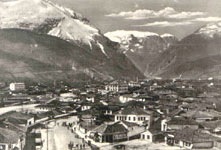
[146,22,221,79]
[0,0,98,46]
[105,30,178,73]
[0,29,143,83]
[0,0,144,82]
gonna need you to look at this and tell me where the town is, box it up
[1,78,221,150]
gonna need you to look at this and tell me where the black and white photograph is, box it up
[1,0,221,149]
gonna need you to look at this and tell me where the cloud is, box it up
[106,7,205,20]
[192,17,221,22]
[135,21,193,27]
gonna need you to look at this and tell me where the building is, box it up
[0,127,25,150]
[0,111,35,127]
[105,81,128,93]
[165,127,221,149]
[114,106,153,127]
[119,94,134,103]
[140,129,163,143]
[119,121,145,140]
[9,83,25,92]
[161,117,199,132]
[91,122,128,143]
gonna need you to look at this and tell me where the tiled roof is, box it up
[174,127,221,143]
[116,106,152,115]
[167,117,198,125]
[93,122,128,134]
[0,127,22,143]
[0,111,33,120]
[120,120,139,127]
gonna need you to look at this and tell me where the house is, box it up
[0,127,25,150]
[9,83,25,92]
[140,129,163,143]
[80,114,96,126]
[91,122,128,143]
[181,109,221,122]
[104,105,121,116]
[0,120,26,150]
[128,81,140,88]
[86,94,95,103]
[114,106,153,128]
[165,127,221,149]
[119,121,145,140]
[161,117,199,132]
[0,111,35,127]
[105,81,128,93]
[60,92,77,102]
[81,104,92,111]
[119,94,134,103]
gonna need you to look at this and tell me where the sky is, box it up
[52,0,221,39]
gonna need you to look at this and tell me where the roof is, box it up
[0,111,34,120]
[173,127,221,143]
[116,106,152,116]
[200,120,221,130]
[93,122,128,134]
[0,127,22,143]
[167,117,198,126]
[120,120,139,127]
[181,110,221,119]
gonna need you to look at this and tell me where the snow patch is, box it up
[105,30,159,43]
[161,33,174,38]
[97,42,108,57]
[0,0,100,46]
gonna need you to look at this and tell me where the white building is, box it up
[105,81,128,93]
[9,83,25,91]
[114,107,153,128]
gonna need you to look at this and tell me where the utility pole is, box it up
[47,124,48,150]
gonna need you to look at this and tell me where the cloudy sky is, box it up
[52,0,221,39]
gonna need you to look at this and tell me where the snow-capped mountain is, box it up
[0,0,144,82]
[146,21,221,79]
[105,30,178,73]
[0,0,105,50]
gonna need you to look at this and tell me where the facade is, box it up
[114,107,153,127]
[165,127,221,149]
[9,83,25,92]
[119,121,145,139]
[91,122,128,143]
[105,81,128,93]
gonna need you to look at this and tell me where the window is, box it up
[138,117,140,121]
[142,134,145,139]
[134,117,136,121]
[117,116,119,120]
[128,117,131,121]
[147,135,150,139]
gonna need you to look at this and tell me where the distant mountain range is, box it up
[105,30,178,74]
[145,22,221,79]
[0,0,143,83]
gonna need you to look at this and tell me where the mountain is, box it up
[0,0,100,47]
[0,29,143,83]
[146,22,221,79]
[105,30,178,74]
[0,0,144,83]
